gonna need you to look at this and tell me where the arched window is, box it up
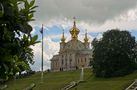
[62,59,63,65]
[70,59,72,65]
[65,60,67,66]
[85,58,86,62]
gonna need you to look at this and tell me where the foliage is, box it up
[0,0,38,80]
[92,29,137,77]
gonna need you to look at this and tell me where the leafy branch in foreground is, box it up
[0,0,38,80]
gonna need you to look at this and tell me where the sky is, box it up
[30,0,137,71]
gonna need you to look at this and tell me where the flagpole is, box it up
[41,24,44,83]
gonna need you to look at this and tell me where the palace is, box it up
[50,19,92,71]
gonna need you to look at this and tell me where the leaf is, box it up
[0,3,4,17]
[29,10,36,14]
[30,6,38,10]
[3,63,9,72]
[32,35,38,41]
[29,0,35,7]
[35,41,40,44]
[30,35,40,45]
[28,13,33,19]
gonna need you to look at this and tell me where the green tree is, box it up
[92,29,137,77]
[0,0,38,80]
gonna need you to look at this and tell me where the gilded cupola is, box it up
[70,17,80,40]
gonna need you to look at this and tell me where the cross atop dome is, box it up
[70,17,80,40]
[73,17,76,26]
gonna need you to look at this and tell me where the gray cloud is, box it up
[34,0,137,23]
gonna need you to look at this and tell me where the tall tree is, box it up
[0,0,38,80]
[92,29,137,77]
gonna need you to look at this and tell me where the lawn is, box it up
[3,69,137,90]
[71,70,137,90]
[4,69,85,90]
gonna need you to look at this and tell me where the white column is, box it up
[67,55,69,70]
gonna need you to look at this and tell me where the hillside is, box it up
[3,69,137,90]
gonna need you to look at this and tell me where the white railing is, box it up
[125,80,137,90]
[61,81,76,90]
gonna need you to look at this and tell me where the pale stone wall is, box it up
[51,52,92,72]
[51,41,92,71]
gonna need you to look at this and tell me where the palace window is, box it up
[70,59,72,65]
[62,59,63,65]
[85,58,86,62]
[81,59,83,63]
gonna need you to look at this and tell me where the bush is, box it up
[92,29,137,77]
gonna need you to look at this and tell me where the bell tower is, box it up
[84,30,89,49]
[60,29,66,52]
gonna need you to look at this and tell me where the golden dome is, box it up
[70,17,80,40]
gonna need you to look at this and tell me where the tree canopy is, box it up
[92,29,137,77]
[0,0,38,80]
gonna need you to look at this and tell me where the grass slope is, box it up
[4,69,137,90]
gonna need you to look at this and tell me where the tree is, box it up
[92,29,137,77]
[0,0,38,80]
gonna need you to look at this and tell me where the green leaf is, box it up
[24,0,29,9]
[30,0,35,7]
[30,6,38,10]
[32,35,38,41]
[30,35,39,45]
[28,13,33,19]
[0,3,4,17]
[3,64,9,72]
[29,10,36,14]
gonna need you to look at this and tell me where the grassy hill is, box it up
[3,69,137,90]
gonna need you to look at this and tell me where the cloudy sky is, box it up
[30,0,137,71]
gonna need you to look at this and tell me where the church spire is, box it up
[70,17,80,40]
[84,29,89,43]
[61,29,65,42]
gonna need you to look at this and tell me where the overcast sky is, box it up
[30,0,137,71]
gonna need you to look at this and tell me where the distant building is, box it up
[50,19,92,71]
